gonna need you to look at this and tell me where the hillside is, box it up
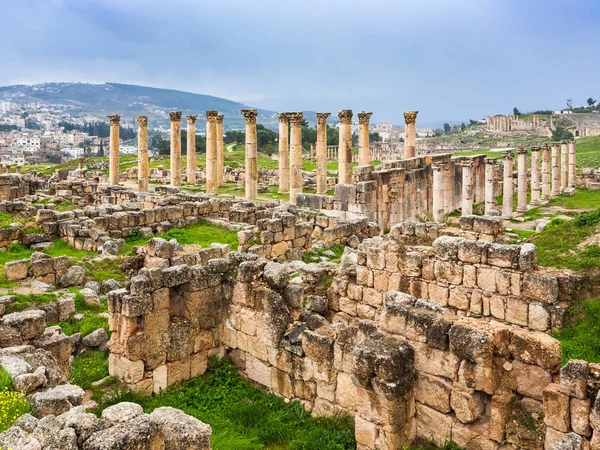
[0,82,284,129]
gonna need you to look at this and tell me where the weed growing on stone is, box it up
[0,369,12,392]
[401,439,463,449]
[70,350,109,391]
[554,300,600,364]
[99,356,355,450]
[4,293,57,314]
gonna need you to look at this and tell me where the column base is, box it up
[516,207,528,213]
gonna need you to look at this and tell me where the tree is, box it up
[434,128,444,137]
[551,123,574,141]
[513,107,521,116]
[567,99,573,110]
[587,98,597,107]
[443,123,451,135]
[460,123,467,131]
[326,125,339,146]
[469,119,479,126]
[369,132,382,142]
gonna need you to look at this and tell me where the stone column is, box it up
[78,158,84,170]
[289,112,304,204]
[551,142,560,195]
[137,116,149,192]
[186,115,198,184]
[541,144,551,201]
[316,112,331,194]
[205,110,218,194]
[403,111,418,159]
[484,158,496,215]
[107,114,120,186]
[560,141,569,190]
[216,114,224,186]
[568,140,576,187]
[502,151,514,219]
[516,148,528,213]
[169,111,182,187]
[461,161,474,216]
[15,166,21,174]
[241,109,258,199]
[530,146,540,205]
[358,111,372,166]
[338,110,353,184]
[432,164,446,223]
[278,113,290,193]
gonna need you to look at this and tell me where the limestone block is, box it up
[336,372,356,410]
[457,240,483,264]
[4,259,29,280]
[355,415,378,449]
[543,384,570,432]
[450,384,486,424]
[559,360,589,399]
[246,354,272,388]
[509,328,562,372]
[477,267,497,293]
[487,243,520,268]
[415,402,454,447]
[489,391,515,442]
[570,397,592,437]
[412,341,460,380]
[457,359,500,395]
[523,273,559,304]
[108,353,144,384]
[153,365,168,393]
[448,286,469,310]
[449,323,493,363]
[167,358,191,386]
[1,309,46,340]
[546,432,584,450]
[463,265,477,288]
[505,296,528,326]
[511,360,552,400]
[414,373,452,413]
[434,261,463,284]
[529,302,551,331]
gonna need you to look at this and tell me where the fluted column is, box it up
[338,110,353,184]
[107,114,120,186]
[169,111,182,187]
[484,158,496,215]
[551,142,560,196]
[358,111,372,166]
[278,113,290,193]
[568,140,576,187]
[137,116,149,192]
[461,161,474,216]
[516,148,528,213]
[530,146,540,205]
[560,141,569,190]
[186,115,198,184]
[403,111,418,159]
[241,109,258,199]
[432,164,446,223]
[502,151,514,219]
[541,144,551,201]
[216,114,224,186]
[289,112,304,204]
[316,112,331,194]
[206,110,218,194]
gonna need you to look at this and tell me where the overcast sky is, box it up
[2,0,599,124]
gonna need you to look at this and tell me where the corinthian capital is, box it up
[278,112,290,123]
[206,110,219,122]
[216,114,224,124]
[241,109,258,124]
[288,112,303,126]
[358,111,373,125]
[404,111,418,125]
[186,115,198,125]
[502,151,514,160]
[530,146,541,152]
[169,111,182,122]
[517,147,528,155]
[137,116,148,127]
[107,114,121,126]
[338,109,353,124]
[316,112,331,125]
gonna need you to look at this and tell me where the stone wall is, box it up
[0,174,32,201]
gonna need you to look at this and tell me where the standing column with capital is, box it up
[560,141,569,190]
[186,115,198,184]
[432,164,446,223]
[461,161,474,216]
[216,114,224,186]
[484,158,496,215]
[551,142,560,196]
[403,111,418,159]
[358,111,372,166]
[205,110,219,194]
[169,111,183,187]
[107,114,120,186]
[516,148,528,213]
[338,110,353,184]
[278,113,290,193]
[289,112,304,204]
[529,146,540,206]
[316,112,331,194]
[137,116,149,192]
[241,109,258,199]
[568,140,577,187]
[502,151,514,219]
[541,144,551,201]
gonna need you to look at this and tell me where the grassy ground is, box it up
[304,245,345,264]
[123,219,239,254]
[548,188,600,210]
[554,300,600,364]
[402,441,463,450]
[534,209,600,270]
[51,289,110,337]
[0,368,31,432]
[98,357,355,450]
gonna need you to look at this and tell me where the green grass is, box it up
[402,440,463,450]
[70,350,109,390]
[534,209,600,270]
[4,293,57,314]
[304,245,345,264]
[35,198,80,212]
[0,389,30,432]
[548,188,600,210]
[123,219,239,254]
[0,212,33,229]
[554,300,600,364]
[52,291,109,337]
[81,257,125,283]
[573,135,600,168]
[0,243,33,267]
[0,368,12,391]
[45,239,97,259]
[99,357,355,450]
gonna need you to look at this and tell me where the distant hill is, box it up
[0,82,291,130]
